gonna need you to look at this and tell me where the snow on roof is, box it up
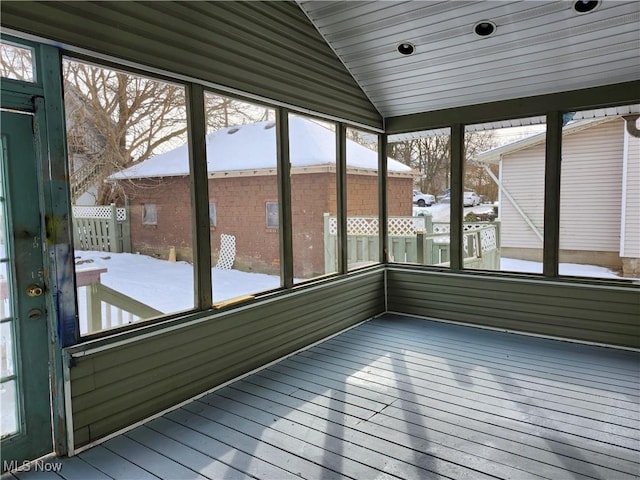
[473,116,620,164]
[110,116,412,180]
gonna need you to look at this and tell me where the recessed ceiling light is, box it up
[573,0,600,14]
[474,20,496,37]
[397,42,415,56]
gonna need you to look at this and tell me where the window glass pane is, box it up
[559,106,640,280]
[289,114,337,282]
[345,128,381,270]
[63,58,194,335]
[265,202,279,229]
[0,379,18,437]
[204,93,280,303]
[142,204,157,225]
[388,128,451,266]
[0,41,35,82]
[0,322,14,378]
[464,118,546,273]
[0,146,18,438]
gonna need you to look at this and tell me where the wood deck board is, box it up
[224,357,632,479]
[330,327,640,396]
[14,314,638,480]
[345,323,640,390]
[275,351,640,448]
[241,362,640,471]
[300,341,639,419]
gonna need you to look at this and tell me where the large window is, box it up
[464,118,547,273]
[289,114,338,282]
[559,106,640,280]
[204,92,280,303]
[387,128,451,266]
[345,127,381,270]
[63,58,193,336]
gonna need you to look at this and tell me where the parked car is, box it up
[413,190,435,207]
[437,188,450,203]
[463,191,481,207]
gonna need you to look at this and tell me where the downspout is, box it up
[619,123,629,258]
[482,163,544,243]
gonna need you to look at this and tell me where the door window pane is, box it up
[465,118,546,273]
[0,143,18,438]
[0,379,18,437]
[204,93,281,303]
[289,114,337,282]
[63,58,194,335]
[559,106,640,280]
[0,41,35,82]
[388,128,451,266]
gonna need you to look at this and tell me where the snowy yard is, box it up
[75,250,282,316]
[75,248,627,321]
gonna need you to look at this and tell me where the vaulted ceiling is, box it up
[297,1,640,118]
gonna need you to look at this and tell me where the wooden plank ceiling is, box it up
[297,1,640,118]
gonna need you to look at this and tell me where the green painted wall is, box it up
[387,268,640,349]
[0,1,382,129]
[67,269,385,447]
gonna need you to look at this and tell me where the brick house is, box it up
[110,116,414,277]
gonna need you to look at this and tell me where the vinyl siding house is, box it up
[476,116,640,277]
[109,116,414,277]
[0,2,638,479]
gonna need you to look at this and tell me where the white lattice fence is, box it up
[72,205,127,221]
[323,214,500,271]
[328,216,425,236]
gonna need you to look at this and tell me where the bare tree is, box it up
[63,60,190,204]
[389,130,498,199]
[62,60,272,204]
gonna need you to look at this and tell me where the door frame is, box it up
[1,34,75,459]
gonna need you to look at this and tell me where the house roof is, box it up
[109,116,412,181]
[473,116,621,164]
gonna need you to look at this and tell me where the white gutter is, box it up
[483,164,543,243]
[619,124,629,257]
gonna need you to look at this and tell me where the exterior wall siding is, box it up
[0,1,382,129]
[559,119,623,252]
[500,143,546,250]
[387,268,640,349]
[500,119,630,267]
[67,269,385,448]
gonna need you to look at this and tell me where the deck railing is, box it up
[77,267,161,334]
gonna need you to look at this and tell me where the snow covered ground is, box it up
[501,258,625,279]
[75,250,281,315]
[75,248,629,320]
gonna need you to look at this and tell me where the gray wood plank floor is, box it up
[5,314,640,479]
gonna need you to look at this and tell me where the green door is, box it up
[1,109,52,467]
